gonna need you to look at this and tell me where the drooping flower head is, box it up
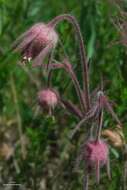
[84,139,109,183]
[84,140,108,167]
[13,23,58,66]
[37,89,58,110]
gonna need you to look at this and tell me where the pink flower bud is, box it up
[84,140,109,183]
[13,23,58,65]
[84,140,108,168]
[38,89,58,109]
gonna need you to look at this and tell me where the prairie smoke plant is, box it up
[14,14,122,189]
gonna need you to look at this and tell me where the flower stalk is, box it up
[48,14,90,111]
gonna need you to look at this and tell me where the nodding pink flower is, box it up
[37,89,58,110]
[13,23,58,65]
[84,140,109,183]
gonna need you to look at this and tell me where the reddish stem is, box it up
[48,14,90,111]
[96,109,103,142]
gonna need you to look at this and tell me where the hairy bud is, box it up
[84,140,108,168]
[38,89,58,110]
[84,140,109,183]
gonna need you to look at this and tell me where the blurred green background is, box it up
[0,0,127,189]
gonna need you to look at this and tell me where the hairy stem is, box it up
[48,14,90,110]
[51,59,86,113]
[96,109,103,142]
[63,61,86,113]
[61,99,83,119]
